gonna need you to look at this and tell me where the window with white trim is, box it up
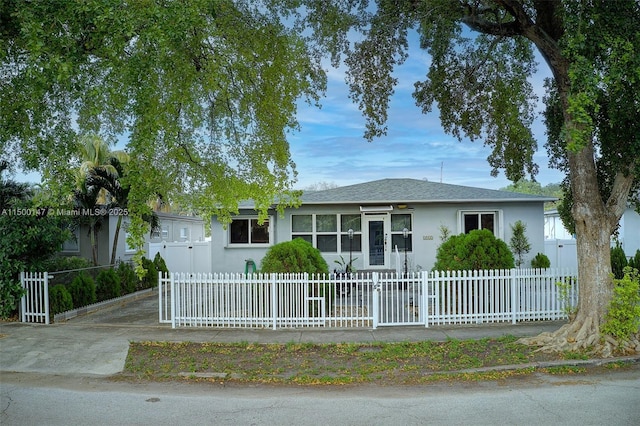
[459,210,500,237]
[390,213,413,251]
[291,214,362,253]
[229,217,271,246]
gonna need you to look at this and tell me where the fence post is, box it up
[511,268,518,324]
[170,272,176,329]
[372,272,379,329]
[271,273,278,330]
[43,272,50,325]
[422,270,429,328]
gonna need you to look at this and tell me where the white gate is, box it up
[20,272,50,324]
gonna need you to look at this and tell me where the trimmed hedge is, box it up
[96,268,121,301]
[68,273,96,307]
[49,284,73,315]
[260,238,329,274]
[433,229,515,271]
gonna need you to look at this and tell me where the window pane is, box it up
[251,219,269,243]
[391,214,412,232]
[316,215,337,232]
[340,234,362,252]
[464,214,479,233]
[341,214,361,232]
[317,235,337,252]
[230,219,249,243]
[392,234,412,251]
[292,215,312,232]
[481,213,495,232]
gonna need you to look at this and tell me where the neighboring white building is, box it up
[62,211,206,265]
[544,206,640,268]
[210,178,555,273]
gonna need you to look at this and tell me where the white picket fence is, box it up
[20,272,50,324]
[159,268,578,329]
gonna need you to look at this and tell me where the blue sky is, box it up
[290,31,565,191]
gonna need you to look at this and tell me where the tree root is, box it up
[518,318,640,357]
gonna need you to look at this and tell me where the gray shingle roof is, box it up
[300,178,555,204]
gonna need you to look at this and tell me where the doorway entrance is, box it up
[363,214,390,269]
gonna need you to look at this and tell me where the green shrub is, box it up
[626,249,639,271]
[49,284,73,316]
[153,252,169,276]
[611,243,628,279]
[42,256,93,272]
[0,280,25,319]
[95,269,121,301]
[261,238,329,274]
[531,252,551,269]
[139,257,158,289]
[68,272,96,308]
[117,261,138,294]
[602,267,640,343]
[509,220,531,268]
[433,229,515,271]
[260,239,331,316]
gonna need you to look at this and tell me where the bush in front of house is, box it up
[117,261,138,294]
[531,252,551,269]
[68,272,96,308]
[139,257,158,289]
[42,256,93,272]
[628,249,640,271]
[433,229,515,271]
[96,268,121,301]
[260,238,329,274]
[49,284,73,316]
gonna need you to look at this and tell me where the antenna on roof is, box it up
[440,161,443,183]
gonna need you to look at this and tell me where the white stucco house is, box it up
[210,178,554,274]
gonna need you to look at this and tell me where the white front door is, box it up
[363,214,390,269]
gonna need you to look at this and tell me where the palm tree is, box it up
[74,134,128,265]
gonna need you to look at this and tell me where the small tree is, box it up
[95,269,121,302]
[531,253,551,269]
[611,243,628,280]
[509,221,531,268]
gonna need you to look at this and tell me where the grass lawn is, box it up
[117,335,633,386]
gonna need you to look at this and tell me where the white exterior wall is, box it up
[210,202,548,274]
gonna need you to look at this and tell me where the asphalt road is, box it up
[2,366,640,426]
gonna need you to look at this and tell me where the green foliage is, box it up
[49,284,73,316]
[117,261,138,295]
[509,221,531,268]
[153,253,169,276]
[531,253,551,269]
[433,229,515,271]
[139,257,158,289]
[601,268,640,343]
[95,269,121,302]
[628,250,640,270]
[556,278,578,319]
[610,243,628,280]
[260,238,329,274]
[42,256,93,272]
[68,273,96,308]
[0,203,70,318]
[1,1,324,258]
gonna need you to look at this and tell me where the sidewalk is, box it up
[0,291,569,377]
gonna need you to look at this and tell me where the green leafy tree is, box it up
[509,221,531,268]
[0,1,324,266]
[299,0,639,353]
[433,229,515,271]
